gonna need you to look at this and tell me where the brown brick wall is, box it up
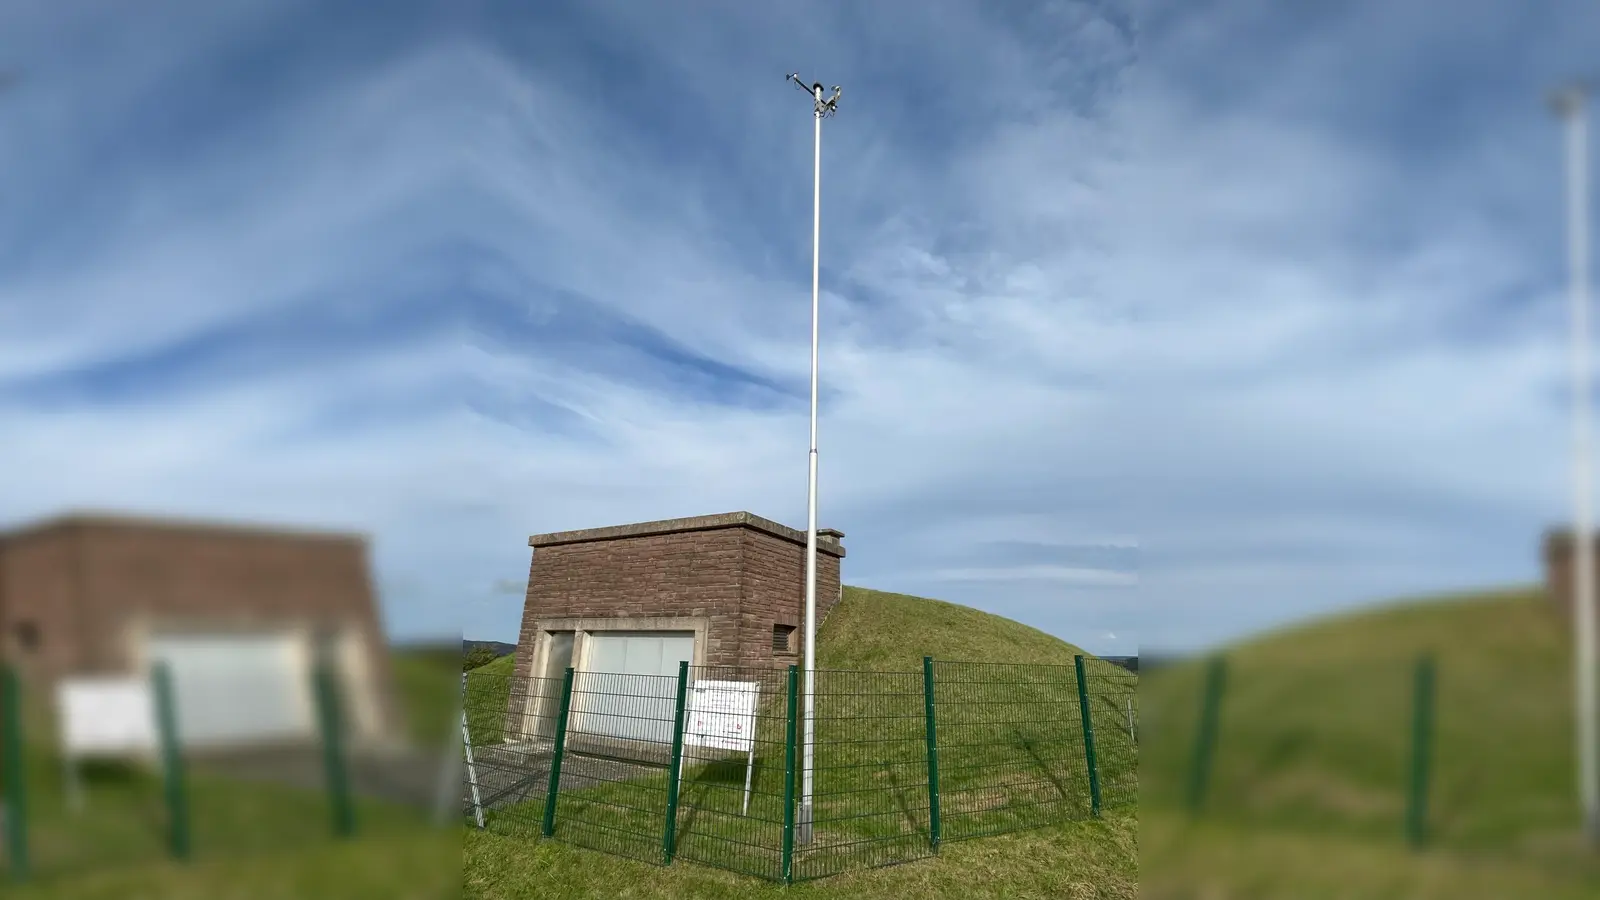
[516,514,846,679]
[0,526,88,676]
[0,516,397,736]
[1545,531,1597,629]
[515,528,749,680]
[738,528,842,667]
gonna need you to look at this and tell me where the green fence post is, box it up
[1,665,30,882]
[1074,656,1103,817]
[1187,655,1227,815]
[922,656,943,849]
[541,667,575,838]
[151,662,192,861]
[781,664,799,885]
[313,659,357,838]
[1406,653,1436,850]
[662,660,690,865]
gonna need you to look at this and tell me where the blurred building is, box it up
[0,512,396,748]
[1541,528,1600,629]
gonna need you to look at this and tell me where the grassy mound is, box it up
[1139,586,1600,895]
[461,585,1132,893]
[472,586,1092,676]
[819,586,1088,670]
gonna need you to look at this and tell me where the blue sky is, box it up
[0,0,1596,654]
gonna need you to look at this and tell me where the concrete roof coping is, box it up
[0,510,368,545]
[529,511,846,557]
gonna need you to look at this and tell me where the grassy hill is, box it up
[471,586,1090,676]
[818,587,1088,669]
[463,584,1132,899]
[1138,586,1600,897]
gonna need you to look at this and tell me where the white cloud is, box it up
[3,0,1591,658]
[930,566,1139,587]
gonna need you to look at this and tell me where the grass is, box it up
[392,644,466,748]
[1138,586,1600,896]
[462,585,1136,894]
[3,645,463,898]
[464,808,1135,899]
[814,587,1090,669]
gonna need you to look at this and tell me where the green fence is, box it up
[1,659,444,886]
[462,655,1137,884]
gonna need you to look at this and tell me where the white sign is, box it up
[58,677,157,756]
[683,680,760,752]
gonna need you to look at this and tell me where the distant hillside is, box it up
[463,639,516,658]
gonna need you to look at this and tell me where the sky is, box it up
[0,0,1596,655]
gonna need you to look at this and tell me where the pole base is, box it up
[797,801,814,846]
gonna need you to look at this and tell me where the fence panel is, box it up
[548,669,680,864]
[932,661,1094,841]
[461,670,558,838]
[668,664,793,881]
[791,669,933,881]
[1080,657,1138,809]
[464,656,1138,883]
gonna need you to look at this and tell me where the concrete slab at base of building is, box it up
[0,512,398,750]
[509,511,846,745]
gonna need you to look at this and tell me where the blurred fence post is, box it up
[922,656,942,850]
[151,662,192,861]
[1187,655,1227,814]
[1074,656,1103,817]
[662,660,690,865]
[781,664,799,884]
[460,675,485,829]
[313,659,357,838]
[1407,653,1436,850]
[541,667,575,838]
[1,665,29,882]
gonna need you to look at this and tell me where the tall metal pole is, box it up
[1553,82,1598,844]
[787,72,839,846]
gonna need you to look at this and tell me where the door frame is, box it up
[133,625,317,747]
[122,615,383,746]
[515,616,708,741]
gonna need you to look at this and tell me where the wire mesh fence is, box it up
[461,655,1137,884]
[1,659,447,887]
[1080,656,1138,810]
[458,670,557,838]
[792,667,934,881]
[932,661,1094,841]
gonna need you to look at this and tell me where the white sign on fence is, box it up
[56,676,159,814]
[679,680,761,815]
[683,680,760,752]
[58,677,157,756]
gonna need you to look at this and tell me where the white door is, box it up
[144,632,315,748]
[577,632,693,744]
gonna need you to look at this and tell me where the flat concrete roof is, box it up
[529,511,846,557]
[0,510,368,545]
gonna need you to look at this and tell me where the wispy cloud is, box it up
[2,0,1594,654]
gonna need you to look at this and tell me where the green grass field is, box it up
[1138,586,1600,897]
[462,586,1138,897]
[3,645,464,899]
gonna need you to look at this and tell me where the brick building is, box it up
[1543,529,1600,625]
[509,512,845,741]
[0,512,395,747]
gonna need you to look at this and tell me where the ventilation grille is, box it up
[772,624,797,654]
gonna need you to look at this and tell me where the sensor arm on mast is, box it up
[786,72,842,117]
